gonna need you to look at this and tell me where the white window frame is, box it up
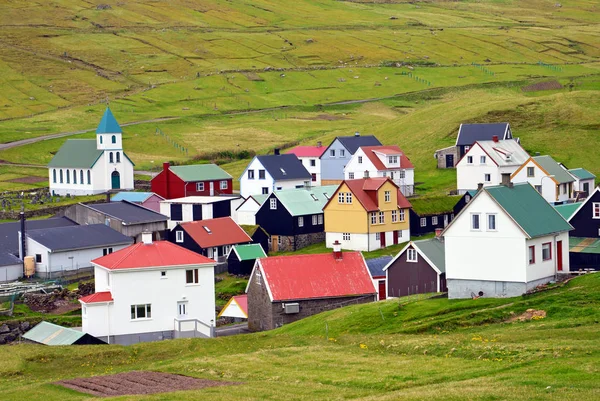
[318,214,323,224]
[342,232,350,241]
[391,210,398,223]
[484,173,491,182]
[176,231,184,243]
[370,212,377,225]
[420,217,426,227]
[348,172,354,179]
[346,192,352,203]
[298,216,304,227]
[487,213,497,231]
[528,245,535,265]
[379,211,385,224]
[312,215,318,225]
[407,248,417,262]
[384,191,391,202]
[467,156,473,164]
[248,170,255,180]
[338,192,345,204]
[130,304,152,320]
[399,170,405,179]
[480,155,486,164]
[196,182,204,191]
[340,149,345,157]
[330,149,335,157]
[399,209,405,222]
[258,169,266,180]
[542,242,552,261]
[594,203,600,219]
[220,180,228,190]
[527,167,535,177]
[432,216,438,225]
[358,156,363,164]
[270,198,277,210]
[471,213,481,231]
[375,232,380,240]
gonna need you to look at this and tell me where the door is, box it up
[212,247,219,261]
[557,240,563,271]
[192,204,202,221]
[209,182,215,196]
[393,230,399,245]
[378,280,386,301]
[445,154,454,168]
[380,232,386,248]
[177,301,188,318]
[583,182,589,195]
[111,171,120,189]
[271,235,279,252]
[444,214,449,227]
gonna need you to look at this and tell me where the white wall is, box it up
[573,178,595,193]
[49,167,95,196]
[236,198,261,225]
[456,146,520,193]
[299,156,321,186]
[344,149,414,195]
[240,158,274,198]
[525,231,570,282]
[511,161,558,203]
[326,230,409,252]
[95,151,135,193]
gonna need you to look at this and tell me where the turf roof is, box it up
[410,195,461,216]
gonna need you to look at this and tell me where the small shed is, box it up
[227,244,267,275]
[23,321,105,345]
[218,294,248,320]
[111,191,165,213]
[241,225,270,254]
[0,252,22,283]
[366,256,392,301]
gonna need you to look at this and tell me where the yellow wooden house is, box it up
[323,177,412,251]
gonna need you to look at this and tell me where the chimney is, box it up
[477,183,484,191]
[163,162,170,171]
[492,135,499,143]
[354,131,360,137]
[317,141,322,148]
[535,152,540,156]
[435,228,444,241]
[501,173,511,187]
[141,232,153,245]
[364,170,369,178]
[333,240,342,260]
[274,148,280,155]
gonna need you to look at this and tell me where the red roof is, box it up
[361,145,415,170]
[181,217,252,248]
[341,178,412,211]
[285,146,327,158]
[80,291,113,304]
[92,241,214,270]
[258,252,376,301]
[233,295,248,316]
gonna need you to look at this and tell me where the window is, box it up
[310,159,316,167]
[535,185,542,193]
[465,146,470,152]
[467,156,473,164]
[59,169,63,183]
[358,156,363,164]
[471,213,481,230]
[528,246,535,265]
[407,248,417,262]
[311,173,317,182]
[161,271,167,278]
[131,304,151,320]
[176,231,184,243]
[397,230,402,238]
[178,302,187,316]
[312,215,318,225]
[527,167,535,177]
[52,169,56,183]
[342,233,350,241]
[346,192,352,203]
[277,236,282,246]
[399,170,405,179]
[594,203,600,219]
[103,247,113,256]
[384,191,391,202]
[87,170,91,185]
[465,194,471,203]
[298,216,304,227]
[262,187,269,195]
[186,269,199,284]
[388,156,398,164]
[65,170,70,184]
[109,152,114,163]
[220,180,228,190]
[364,170,370,178]
[248,170,255,180]
[111,135,116,144]
[116,152,120,163]
[71,170,76,184]
[196,182,205,192]
[340,149,345,157]
[330,150,335,157]
[338,192,345,204]
[318,214,323,224]
[35,254,42,263]
[379,211,385,224]
[399,209,405,222]
[562,184,567,195]
[542,243,552,261]
[100,136,103,144]
[348,172,354,179]
[170,204,183,221]
[80,170,84,185]
[391,210,398,223]
[432,216,438,225]
[375,232,380,240]
[270,198,277,209]
[420,217,426,227]
[82,305,87,317]
[370,212,377,225]
[484,174,491,182]
[480,156,486,164]
[259,170,266,180]
[487,214,497,231]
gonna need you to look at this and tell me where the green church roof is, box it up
[96,107,122,134]
[170,164,232,182]
[233,243,267,261]
[47,139,103,168]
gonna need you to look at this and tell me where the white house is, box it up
[239,152,312,198]
[20,224,133,280]
[285,143,327,186]
[79,233,216,345]
[0,253,22,283]
[456,138,529,194]
[344,145,415,196]
[159,195,243,230]
[567,168,596,197]
[235,194,268,226]
[48,107,134,195]
[511,155,576,204]
[443,179,572,299]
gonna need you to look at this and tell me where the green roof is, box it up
[485,183,572,238]
[532,155,575,184]
[568,168,596,180]
[414,238,445,273]
[274,185,338,216]
[233,243,267,261]
[553,202,583,221]
[23,321,85,345]
[410,195,461,216]
[47,139,103,168]
[569,237,600,254]
[96,107,122,134]
[252,194,269,205]
[170,164,232,181]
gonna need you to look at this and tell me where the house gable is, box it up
[567,187,600,238]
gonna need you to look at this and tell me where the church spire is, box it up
[96,107,122,134]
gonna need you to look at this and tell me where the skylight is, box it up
[280,168,287,175]
[311,194,318,201]
[203,226,212,234]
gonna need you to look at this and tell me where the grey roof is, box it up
[0,217,77,255]
[256,154,312,181]
[85,201,168,225]
[27,224,133,252]
[366,256,392,278]
[0,252,21,267]
[532,155,575,184]
[336,135,382,154]
[456,123,510,146]
[413,239,446,273]
[474,139,529,167]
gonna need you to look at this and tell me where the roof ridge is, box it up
[105,242,141,268]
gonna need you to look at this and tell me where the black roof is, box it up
[85,201,168,225]
[256,154,312,181]
[0,217,77,255]
[0,252,21,267]
[26,224,133,252]
[366,256,392,278]
[456,123,510,146]
[336,135,382,154]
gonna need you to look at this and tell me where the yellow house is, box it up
[324,177,412,251]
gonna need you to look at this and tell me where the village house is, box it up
[452,190,477,217]
[169,217,252,263]
[384,236,447,298]
[226,243,267,276]
[111,192,165,213]
[80,233,216,345]
[567,168,596,198]
[246,245,376,331]
[235,194,268,225]
[63,201,168,242]
[320,133,382,185]
[240,225,270,256]
[285,143,327,185]
[323,178,411,251]
[0,216,77,259]
[409,196,459,236]
[48,108,134,195]
[511,155,575,204]
[159,195,243,230]
[151,163,233,199]
[239,152,312,198]
[255,185,337,252]
[456,138,529,194]
[443,177,572,299]
[20,224,133,280]
[344,145,415,196]
[366,256,392,301]
[435,123,515,169]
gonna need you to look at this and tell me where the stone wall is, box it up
[447,276,554,299]
[0,320,31,345]
[434,146,458,169]
[275,232,325,252]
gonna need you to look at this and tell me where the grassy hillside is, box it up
[1,273,599,400]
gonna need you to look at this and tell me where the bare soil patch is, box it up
[506,309,546,323]
[6,176,46,184]
[522,80,563,92]
[243,72,264,81]
[56,371,239,397]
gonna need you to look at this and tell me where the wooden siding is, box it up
[387,244,445,297]
[569,191,600,238]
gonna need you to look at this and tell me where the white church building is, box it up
[48,107,134,196]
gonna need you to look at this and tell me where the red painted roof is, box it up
[285,146,327,158]
[361,145,415,170]
[92,241,214,270]
[259,252,376,301]
[341,178,411,211]
[233,294,248,316]
[80,291,113,303]
[181,217,252,248]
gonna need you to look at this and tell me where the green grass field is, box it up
[1,273,599,400]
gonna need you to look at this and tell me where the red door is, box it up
[393,230,399,245]
[378,280,386,300]
[380,232,386,248]
[557,240,563,271]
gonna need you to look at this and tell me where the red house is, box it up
[151,163,233,199]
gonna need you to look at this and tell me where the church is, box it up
[48,107,135,196]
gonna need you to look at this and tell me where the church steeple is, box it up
[96,107,123,150]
